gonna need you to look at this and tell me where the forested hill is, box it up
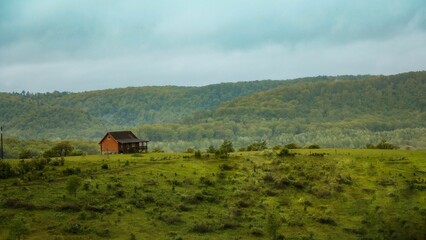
[191,71,426,131]
[0,71,425,149]
[0,80,286,138]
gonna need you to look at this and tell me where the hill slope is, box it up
[0,80,286,138]
[0,71,425,149]
[198,71,426,131]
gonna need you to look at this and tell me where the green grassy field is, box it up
[1,149,425,239]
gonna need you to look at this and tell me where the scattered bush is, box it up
[185,148,194,153]
[366,140,399,149]
[63,167,81,176]
[50,157,65,166]
[191,222,215,233]
[219,163,235,171]
[57,203,83,212]
[222,221,241,230]
[276,148,295,157]
[151,147,164,153]
[285,143,301,149]
[66,176,82,198]
[0,161,15,179]
[194,150,202,159]
[246,141,267,151]
[7,219,30,240]
[307,144,321,149]
[64,223,86,234]
[206,145,216,154]
[19,149,38,159]
[3,198,36,210]
[158,214,184,225]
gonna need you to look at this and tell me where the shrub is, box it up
[272,145,283,150]
[285,143,301,149]
[191,222,215,233]
[158,214,184,225]
[277,148,295,157]
[63,167,81,176]
[316,216,337,225]
[101,164,109,170]
[219,163,235,171]
[185,148,194,153]
[206,145,216,154]
[222,221,241,229]
[50,157,65,166]
[199,177,214,186]
[151,147,164,153]
[7,219,30,240]
[371,140,399,149]
[194,150,202,159]
[19,149,38,159]
[0,161,15,179]
[307,144,321,149]
[66,176,82,198]
[64,223,86,234]
[57,203,83,212]
[246,141,267,151]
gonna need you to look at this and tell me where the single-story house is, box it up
[99,131,149,154]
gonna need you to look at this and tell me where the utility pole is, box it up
[1,126,3,160]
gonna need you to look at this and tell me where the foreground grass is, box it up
[0,149,425,239]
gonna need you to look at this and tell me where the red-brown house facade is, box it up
[99,131,148,154]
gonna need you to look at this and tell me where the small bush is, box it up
[191,222,215,233]
[50,157,65,166]
[57,203,83,212]
[101,164,109,170]
[285,143,301,149]
[66,176,82,198]
[64,223,86,234]
[199,177,214,186]
[307,144,321,149]
[219,163,235,171]
[3,198,37,210]
[115,190,125,198]
[316,216,337,225]
[194,150,202,159]
[158,214,184,225]
[277,148,295,157]
[185,148,194,153]
[63,167,81,176]
[222,221,241,229]
[0,161,15,179]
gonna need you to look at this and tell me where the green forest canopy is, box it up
[1,71,425,154]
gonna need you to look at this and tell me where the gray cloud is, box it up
[0,0,425,92]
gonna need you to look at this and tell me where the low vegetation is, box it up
[0,148,425,239]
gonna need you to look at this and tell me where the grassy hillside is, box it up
[0,149,425,239]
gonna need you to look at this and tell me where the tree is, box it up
[219,140,234,154]
[66,176,82,198]
[216,140,234,158]
[246,140,267,151]
[19,149,37,159]
[207,145,216,154]
[375,139,399,149]
[44,141,75,158]
[52,141,74,156]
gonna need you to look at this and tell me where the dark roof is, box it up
[109,131,138,140]
[99,131,149,144]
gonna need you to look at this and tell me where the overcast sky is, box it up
[1,0,425,92]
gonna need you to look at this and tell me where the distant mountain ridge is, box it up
[1,71,425,149]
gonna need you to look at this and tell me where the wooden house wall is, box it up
[100,133,119,153]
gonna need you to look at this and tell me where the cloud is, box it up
[0,0,425,92]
